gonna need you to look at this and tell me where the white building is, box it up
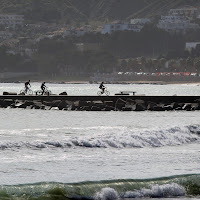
[130,18,151,25]
[64,26,90,37]
[0,14,24,28]
[101,23,143,34]
[0,31,12,40]
[185,42,200,51]
[157,15,199,34]
[169,6,198,19]
[160,15,187,22]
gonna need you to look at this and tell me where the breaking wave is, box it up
[0,174,200,200]
[0,124,200,150]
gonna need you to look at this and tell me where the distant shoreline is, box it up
[0,80,200,85]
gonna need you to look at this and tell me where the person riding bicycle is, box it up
[25,80,31,94]
[99,82,105,94]
[41,82,47,95]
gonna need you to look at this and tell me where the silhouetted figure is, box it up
[41,82,46,95]
[99,82,105,94]
[25,80,31,94]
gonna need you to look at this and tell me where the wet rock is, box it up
[81,106,91,111]
[79,101,92,107]
[182,103,192,111]
[163,104,173,111]
[59,92,68,95]
[125,99,146,111]
[115,98,126,111]
[147,102,158,111]
[122,107,132,111]
[50,100,62,108]
[3,92,17,95]
[58,100,68,110]
[191,103,200,110]
[91,106,101,111]
[104,101,114,107]
[92,101,104,109]
[104,106,115,111]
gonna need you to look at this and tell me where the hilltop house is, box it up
[0,14,24,28]
[101,22,143,34]
[157,15,199,34]
[169,6,199,19]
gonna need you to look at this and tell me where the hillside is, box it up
[0,0,199,23]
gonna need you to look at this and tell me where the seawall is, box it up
[0,95,200,111]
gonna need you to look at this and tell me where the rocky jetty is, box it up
[1,97,200,111]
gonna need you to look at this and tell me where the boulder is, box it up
[91,106,101,111]
[182,103,192,111]
[50,100,62,108]
[81,106,91,111]
[59,92,68,95]
[79,101,91,107]
[147,102,158,111]
[191,103,200,110]
[58,100,68,110]
[122,107,132,111]
[104,106,115,111]
[115,98,126,111]
[104,101,114,107]
[3,92,17,95]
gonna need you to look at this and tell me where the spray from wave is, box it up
[0,174,199,200]
[0,124,200,150]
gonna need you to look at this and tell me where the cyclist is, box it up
[41,82,47,95]
[25,80,31,93]
[99,82,105,94]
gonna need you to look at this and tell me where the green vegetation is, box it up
[1,0,200,79]
[2,24,200,76]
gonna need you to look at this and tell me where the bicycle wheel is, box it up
[19,89,25,95]
[97,91,102,96]
[27,89,33,95]
[105,90,110,96]
[36,90,42,96]
[46,90,51,96]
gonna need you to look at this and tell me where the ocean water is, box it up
[0,83,200,200]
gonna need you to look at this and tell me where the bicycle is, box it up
[35,87,51,96]
[19,87,33,95]
[97,87,110,96]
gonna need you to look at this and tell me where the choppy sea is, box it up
[0,83,200,200]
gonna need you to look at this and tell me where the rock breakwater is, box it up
[1,95,200,111]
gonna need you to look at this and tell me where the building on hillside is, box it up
[0,31,12,40]
[157,15,199,34]
[130,18,151,25]
[185,42,200,51]
[0,14,24,28]
[64,26,90,37]
[160,15,186,22]
[101,23,143,34]
[169,6,199,19]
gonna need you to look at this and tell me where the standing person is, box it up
[41,82,46,95]
[99,82,105,94]
[25,80,31,94]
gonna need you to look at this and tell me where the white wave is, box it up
[0,125,199,150]
[94,183,185,199]
[94,188,119,200]
[123,183,185,198]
